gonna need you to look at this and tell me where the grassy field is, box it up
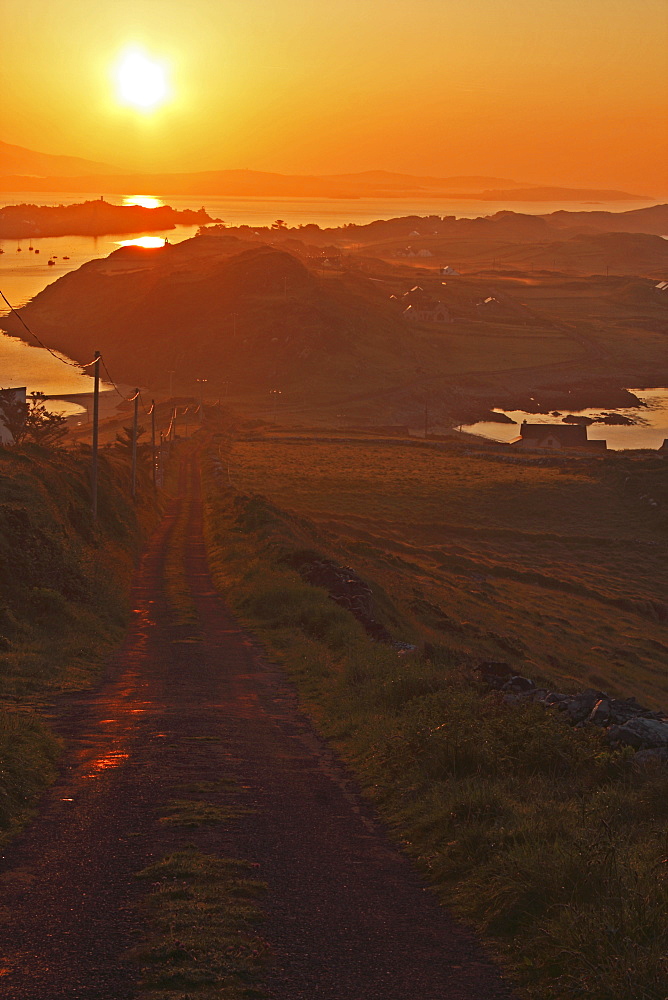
[201,427,668,1000]
[229,434,668,708]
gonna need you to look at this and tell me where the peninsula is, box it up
[0,199,215,239]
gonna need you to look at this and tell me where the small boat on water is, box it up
[63,255,70,260]
[34,249,39,254]
[47,259,55,266]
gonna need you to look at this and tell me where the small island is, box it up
[0,198,215,239]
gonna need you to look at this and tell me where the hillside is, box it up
[542,203,668,235]
[0,241,412,398]
[343,226,668,277]
[0,443,152,841]
[245,206,668,247]
[0,140,128,177]
[1,231,666,421]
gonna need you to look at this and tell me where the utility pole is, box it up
[196,379,207,424]
[151,400,156,489]
[131,389,139,500]
[91,351,101,520]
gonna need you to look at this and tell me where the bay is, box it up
[461,388,668,451]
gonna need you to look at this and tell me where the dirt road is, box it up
[0,455,513,999]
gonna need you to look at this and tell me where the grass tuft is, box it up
[131,848,269,999]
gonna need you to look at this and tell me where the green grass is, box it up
[132,849,268,999]
[159,799,253,828]
[201,433,668,1000]
[0,443,157,845]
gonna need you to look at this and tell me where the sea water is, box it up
[461,388,668,451]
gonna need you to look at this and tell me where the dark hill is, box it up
[0,240,409,400]
[526,231,668,275]
[541,204,668,235]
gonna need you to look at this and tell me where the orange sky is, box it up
[1,0,667,193]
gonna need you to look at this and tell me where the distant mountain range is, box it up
[0,141,130,178]
[0,140,648,202]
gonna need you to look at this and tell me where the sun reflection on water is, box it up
[85,751,129,777]
[116,236,167,249]
[122,195,164,209]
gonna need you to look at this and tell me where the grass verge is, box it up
[0,443,157,846]
[201,435,668,1000]
[132,849,268,999]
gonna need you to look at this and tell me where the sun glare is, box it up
[117,236,167,248]
[115,49,169,110]
[123,195,164,209]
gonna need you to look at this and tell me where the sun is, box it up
[115,49,170,110]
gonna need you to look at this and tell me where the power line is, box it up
[1,287,200,475]
[0,289,99,369]
[99,357,130,400]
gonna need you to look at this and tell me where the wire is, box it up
[99,356,141,403]
[0,290,150,410]
[1,287,219,436]
[0,289,99,369]
[139,393,154,415]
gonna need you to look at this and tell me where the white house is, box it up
[0,386,27,445]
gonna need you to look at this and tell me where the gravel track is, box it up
[0,454,514,999]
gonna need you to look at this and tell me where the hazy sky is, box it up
[1,0,667,192]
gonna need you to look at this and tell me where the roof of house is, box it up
[520,422,588,444]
